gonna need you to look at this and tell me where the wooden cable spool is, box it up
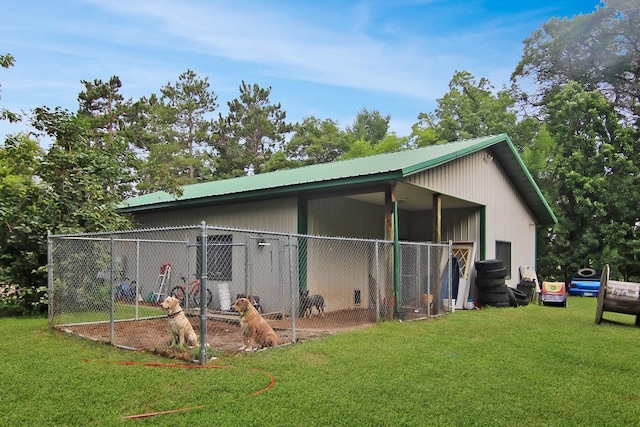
[595,264,640,326]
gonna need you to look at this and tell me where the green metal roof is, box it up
[119,134,557,225]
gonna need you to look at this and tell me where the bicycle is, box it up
[170,274,213,308]
[114,278,137,303]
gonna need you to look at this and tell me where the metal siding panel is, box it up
[442,208,480,244]
[308,198,384,238]
[407,150,536,282]
[133,198,298,233]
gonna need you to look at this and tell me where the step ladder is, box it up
[151,263,172,303]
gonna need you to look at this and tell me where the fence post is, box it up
[393,200,400,317]
[199,221,208,365]
[427,244,432,316]
[135,239,140,320]
[47,230,52,323]
[375,241,381,322]
[448,241,453,312]
[288,234,297,344]
[109,234,115,344]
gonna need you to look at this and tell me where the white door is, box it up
[453,241,477,309]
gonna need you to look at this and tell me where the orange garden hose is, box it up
[82,359,276,420]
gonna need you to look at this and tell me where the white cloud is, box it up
[82,0,460,100]
[1,0,602,140]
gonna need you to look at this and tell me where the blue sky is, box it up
[1,0,602,142]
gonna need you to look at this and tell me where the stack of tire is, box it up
[475,259,510,307]
[475,259,530,308]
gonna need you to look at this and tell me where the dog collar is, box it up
[167,310,182,318]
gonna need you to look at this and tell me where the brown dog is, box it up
[232,297,278,351]
[160,296,198,347]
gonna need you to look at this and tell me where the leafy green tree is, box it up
[0,53,13,68]
[520,124,558,184]
[433,71,518,142]
[346,107,390,145]
[1,53,19,123]
[1,108,133,313]
[78,76,124,146]
[1,73,138,313]
[409,112,442,147]
[339,108,410,159]
[409,71,528,154]
[158,70,218,181]
[538,82,639,281]
[0,135,48,295]
[340,138,372,159]
[76,77,137,200]
[513,0,640,128]
[123,71,218,194]
[285,116,350,165]
[214,81,292,176]
[341,134,408,159]
[512,1,640,281]
[31,107,132,233]
[372,134,409,154]
[120,93,188,195]
[262,150,298,172]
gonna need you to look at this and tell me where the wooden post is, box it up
[432,193,442,243]
[432,193,444,314]
[383,186,396,320]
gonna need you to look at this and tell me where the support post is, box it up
[393,199,400,317]
[433,193,442,243]
[47,230,53,323]
[199,221,208,365]
[384,185,397,320]
[135,239,140,320]
[289,234,297,344]
[109,234,115,344]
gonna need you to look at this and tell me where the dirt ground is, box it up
[57,307,397,361]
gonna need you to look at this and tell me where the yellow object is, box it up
[542,281,564,293]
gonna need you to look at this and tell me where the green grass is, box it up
[2,297,639,426]
[53,303,165,325]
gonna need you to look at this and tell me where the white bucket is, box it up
[217,283,231,311]
[443,299,456,312]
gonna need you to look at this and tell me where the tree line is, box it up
[1,0,638,313]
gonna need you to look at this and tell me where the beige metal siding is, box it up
[306,198,386,310]
[305,237,372,311]
[403,208,479,244]
[308,197,385,239]
[442,208,481,244]
[406,150,536,286]
[130,199,300,301]
[133,198,298,233]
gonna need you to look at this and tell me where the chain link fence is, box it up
[48,223,452,361]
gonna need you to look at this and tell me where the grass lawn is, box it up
[52,303,165,325]
[1,296,638,426]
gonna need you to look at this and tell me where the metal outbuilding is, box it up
[120,134,556,291]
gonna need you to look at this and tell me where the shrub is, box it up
[0,283,48,316]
